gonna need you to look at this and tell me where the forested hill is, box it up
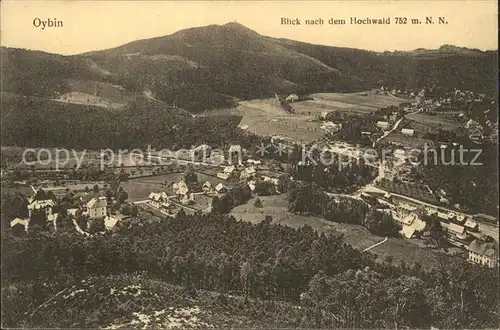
[1,22,497,113]
[0,92,256,150]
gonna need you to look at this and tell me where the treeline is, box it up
[2,211,498,329]
[288,144,377,194]
[285,181,400,237]
[1,48,102,98]
[283,41,498,95]
[1,94,262,150]
[410,140,498,215]
[211,183,252,213]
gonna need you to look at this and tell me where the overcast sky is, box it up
[1,1,497,55]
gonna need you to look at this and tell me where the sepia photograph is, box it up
[0,0,498,328]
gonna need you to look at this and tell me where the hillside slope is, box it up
[1,22,496,114]
[3,275,332,328]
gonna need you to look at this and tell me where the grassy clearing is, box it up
[1,183,34,196]
[406,112,461,131]
[205,99,324,142]
[312,91,404,105]
[384,132,434,149]
[204,92,404,142]
[231,195,456,270]
[231,195,381,251]
[122,173,183,202]
[292,100,374,116]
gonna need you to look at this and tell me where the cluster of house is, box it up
[320,121,343,133]
[147,162,283,213]
[216,158,263,181]
[148,192,179,215]
[10,192,118,233]
[379,86,421,100]
[389,200,497,267]
[392,202,479,237]
[402,90,490,141]
[147,180,229,214]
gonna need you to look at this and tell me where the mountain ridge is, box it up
[1,22,497,114]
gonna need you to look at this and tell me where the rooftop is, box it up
[87,197,107,209]
[468,240,497,257]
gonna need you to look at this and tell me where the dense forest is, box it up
[284,181,400,237]
[410,140,498,215]
[2,211,498,328]
[1,94,260,150]
[288,144,377,193]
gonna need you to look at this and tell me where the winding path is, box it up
[362,236,388,252]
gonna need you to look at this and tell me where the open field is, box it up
[40,181,107,192]
[121,173,184,202]
[406,112,462,132]
[51,78,133,110]
[384,132,434,149]
[293,91,405,116]
[207,99,324,143]
[1,183,34,196]
[231,195,456,270]
[204,92,405,143]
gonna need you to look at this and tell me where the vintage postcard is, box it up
[1,0,498,328]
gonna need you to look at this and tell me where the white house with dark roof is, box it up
[455,214,466,223]
[468,240,497,267]
[86,197,107,219]
[247,180,256,192]
[148,192,162,209]
[173,181,189,197]
[176,185,189,198]
[465,119,481,130]
[247,159,262,165]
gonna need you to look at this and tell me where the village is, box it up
[2,83,498,273]
[6,123,498,269]
[1,6,498,328]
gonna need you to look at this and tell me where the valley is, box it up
[1,17,498,330]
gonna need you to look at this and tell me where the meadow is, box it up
[231,194,456,270]
[204,91,405,143]
[293,91,405,116]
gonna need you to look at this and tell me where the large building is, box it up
[86,197,108,219]
[467,240,498,268]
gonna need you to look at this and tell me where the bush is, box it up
[254,198,263,208]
